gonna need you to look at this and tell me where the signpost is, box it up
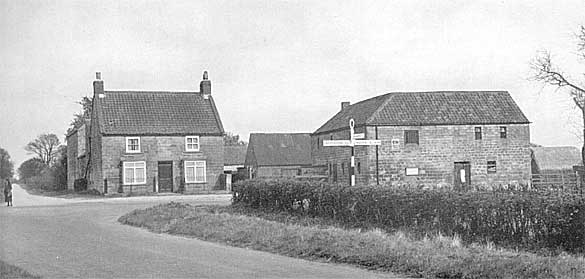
[322,118,381,186]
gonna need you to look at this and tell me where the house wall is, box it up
[312,124,531,189]
[93,135,224,194]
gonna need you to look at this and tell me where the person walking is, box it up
[4,178,12,207]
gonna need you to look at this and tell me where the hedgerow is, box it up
[232,179,585,253]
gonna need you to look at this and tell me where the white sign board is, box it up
[323,140,352,146]
[354,140,381,146]
[353,133,365,139]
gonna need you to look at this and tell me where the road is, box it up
[0,185,400,278]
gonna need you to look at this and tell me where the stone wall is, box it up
[312,124,531,189]
[95,135,224,194]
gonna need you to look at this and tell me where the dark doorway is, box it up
[454,162,471,190]
[158,161,173,192]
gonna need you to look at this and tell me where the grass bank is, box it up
[0,260,40,279]
[119,202,585,279]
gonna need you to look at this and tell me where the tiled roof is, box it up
[531,146,582,170]
[96,91,224,135]
[314,91,530,134]
[247,133,312,166]
[224,145,248,166]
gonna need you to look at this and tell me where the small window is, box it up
[126,137,141,153]
[185,161,206,183]
[406,168,419,176]
[357,162,361,174]
[487,161,496,174]
[500,127,507,139]
[123,161,146,185]
[341,162,346,175]
[185,136,200,152]
[405,130,419,144]
[474,127,482,140]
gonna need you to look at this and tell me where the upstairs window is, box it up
[487,161,497,174]
[474,127,482,140]
[185,161,206,183]
[126,137,141,153]
[500,127,507,139]
[405,130,419,145]
[185,136,200,152]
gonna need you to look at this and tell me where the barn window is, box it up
[500,127,507,139]
[475,127,482,140]
[404,130,419,144]
[487,161,497,174]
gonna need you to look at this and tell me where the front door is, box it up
[158,161,173,192]
[454,162,471,190]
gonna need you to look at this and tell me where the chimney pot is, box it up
[93,72,104,97]
[96,72,101,80]
[200,71,211,96]
[341,101,350,110]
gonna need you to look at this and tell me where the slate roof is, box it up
[247,133,312,167]
[96,91,224,135]
[314,91,530,134]
[224,145,248,166]
[531,146,582,170]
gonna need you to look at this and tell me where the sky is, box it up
[0,0,584,168]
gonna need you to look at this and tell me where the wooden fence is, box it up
[531,170,581,193]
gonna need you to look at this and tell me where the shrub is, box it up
[232,179,585,253]
[73,178,88,192]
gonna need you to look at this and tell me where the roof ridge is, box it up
[104,90,199,94]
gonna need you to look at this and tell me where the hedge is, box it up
[232,179,585,253]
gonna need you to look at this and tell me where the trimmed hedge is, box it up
[232,179,585,253]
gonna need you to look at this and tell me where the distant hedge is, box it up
[232,179,585,253]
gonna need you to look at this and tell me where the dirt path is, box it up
[0,185,402,278]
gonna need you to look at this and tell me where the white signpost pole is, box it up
[322,118,381,186]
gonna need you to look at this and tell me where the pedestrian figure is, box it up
[4,178,12,207]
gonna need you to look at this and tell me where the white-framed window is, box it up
[126,137,141,153]
[123,161,146,185]
[185,136,200,152]
[185,161,206,183]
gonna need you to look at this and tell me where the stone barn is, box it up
[244,133,312,179]
[312,91,532,190]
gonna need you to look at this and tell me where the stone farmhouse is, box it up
[67,72,224,194]
[312,91,531,190]
[244,133,312,179]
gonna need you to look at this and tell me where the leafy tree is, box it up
[224,132,247,146]
[18,158,48,182]
[51,145,67,190]
[67,96,92,135]
[0,147,14,179]
[24,134,61,166]
[531,25,585,163]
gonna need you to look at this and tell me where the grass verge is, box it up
[0,260,40,279]
[119,202,585,279]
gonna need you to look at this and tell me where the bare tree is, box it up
[531,25,585,163]
[24,134,61,166]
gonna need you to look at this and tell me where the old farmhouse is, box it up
[245,133,312,179]
[312,91,532,190]
[67,72,225,194]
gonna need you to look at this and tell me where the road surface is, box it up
[0,185,400,278]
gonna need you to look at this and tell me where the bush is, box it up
[73,178,87,192]
[232,179,585,253]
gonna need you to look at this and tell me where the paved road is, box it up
[0,185,400,278]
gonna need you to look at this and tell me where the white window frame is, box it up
[185,160,206,183]
[123,161,146,185]
[126,137,141,153]
[185,136,200,152]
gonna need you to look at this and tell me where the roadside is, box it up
[0,260,40,279]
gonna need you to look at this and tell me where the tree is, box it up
[224,132,247,146]
[51,145,68,190]
[0,147,14,179]
[18,158,48,182]
[24,134,61,165]
[531,25,585,164]
[67,96,92,135]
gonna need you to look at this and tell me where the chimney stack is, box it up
[341,101,350,111]
[93,72,104,97]
[200,71,211,98]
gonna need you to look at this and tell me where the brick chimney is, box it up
[93,72,104,98]
[200,71,211,98]
[341,101,350,111]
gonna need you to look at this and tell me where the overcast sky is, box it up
[1,0,584,167]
